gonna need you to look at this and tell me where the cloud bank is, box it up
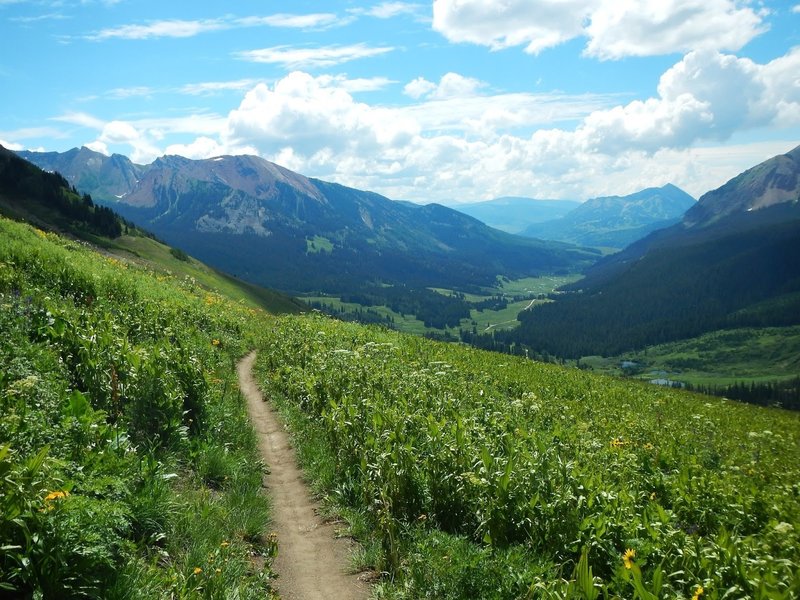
[72,46,800,201]
[432,0,766,59]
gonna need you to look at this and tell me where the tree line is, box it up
[0,148,125,238]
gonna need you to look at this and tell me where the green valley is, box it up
[302,274,579,337]
[584,326,800,385]
[2,149,800,598]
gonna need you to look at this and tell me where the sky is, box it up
[1,1,799,203]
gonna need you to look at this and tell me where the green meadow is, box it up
[3,216,799,598]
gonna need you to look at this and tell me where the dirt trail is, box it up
[237,352,370,600]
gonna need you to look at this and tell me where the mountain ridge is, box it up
[16,147,598,295]
[683,145,800,227]
[521,183,696,249]
[447,196,581,234]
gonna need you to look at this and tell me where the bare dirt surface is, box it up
[237,352,371,600]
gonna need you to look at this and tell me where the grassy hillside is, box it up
[256,314,800,599]
[0,217,276,597]
[111,234,306,315]
[583,326,800,386]
[4,212,800,597]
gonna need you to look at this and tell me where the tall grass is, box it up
[257,313,800,598]
[0,218,275,598]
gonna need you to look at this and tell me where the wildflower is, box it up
[44,490,69,502]
[610,438,627,448]
[622,548,635,570]
[774,522,793,535]
[215,568,222,575]
[220,541,230,548]
[692,585,704,600]
[193,567,203,575]
[212,339,220,346]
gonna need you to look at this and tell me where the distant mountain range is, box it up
[500,144,800,357]
[445,197,580,234]
[17,147,597,295]
[521,184,696,249]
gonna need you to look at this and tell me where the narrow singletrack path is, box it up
[237,352,370,600]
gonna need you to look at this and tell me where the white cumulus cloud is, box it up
[403,77,437,99]
[584,0,766,59]
[433,0,767,58]
[403,72,486,100]
[433,0,588,54]
[225,72,419,159]
[0,138,24,151]
[165,136,227,160]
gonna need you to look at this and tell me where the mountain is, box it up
[0,144,123,238]
[1,144,304,315]
[17,146,145,203]
[683,146,800,227]
[17,148,598,296]
[496,145,800,358]
[447,197,580,234]
[521,184,696,249]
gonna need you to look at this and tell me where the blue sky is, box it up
[1,1,799,203]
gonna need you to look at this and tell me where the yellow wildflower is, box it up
[44,490,69,502]
[41,490,70,512]
[193,567,202,575]
[212,339,220,346]
[622,548,635,570]
[220,541,230,548]
[692,585,704,600]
